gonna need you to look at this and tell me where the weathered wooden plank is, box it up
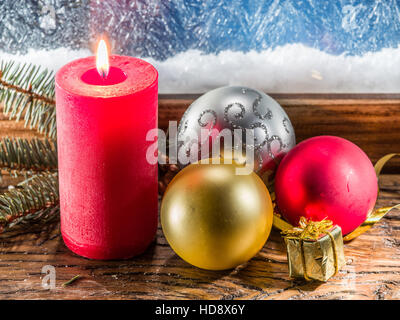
[1,94,400,170]
[0,112,43,139]
[0,95,399,299]
[158,94,400,172]
[0,174,399,300]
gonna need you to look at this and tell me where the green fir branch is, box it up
[0,137,58,176]
[0,60,56,138]
[0,173,59,234]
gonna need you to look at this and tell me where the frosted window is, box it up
[1,0,399,93]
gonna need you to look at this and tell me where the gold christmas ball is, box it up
[161,159,273,270]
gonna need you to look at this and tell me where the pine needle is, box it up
[62,275,81,287]
[0,173,59,234]
[0,137,57,177]
[0,60,56,138]
[0,59,60,234]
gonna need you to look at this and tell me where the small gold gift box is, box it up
[282,217,346,282]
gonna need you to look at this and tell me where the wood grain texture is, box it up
[0,95,400,300]
[0,174,399,300]
[159,94,400,172]
[1,94,400,170]
[0,112,43,139]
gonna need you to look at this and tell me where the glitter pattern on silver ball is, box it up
[177,86,296,182]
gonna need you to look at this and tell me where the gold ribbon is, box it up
[344,153,400,241]
[281,216,333,240]
[273,153,400,242]
[281,217,339,281]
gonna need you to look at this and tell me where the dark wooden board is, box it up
[159,94,400,172]
[1,94,399,170]
[0,95,400,300]
[0,174,399,300]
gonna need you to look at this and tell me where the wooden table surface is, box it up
[0,95,400,300]
[0,174,399,300]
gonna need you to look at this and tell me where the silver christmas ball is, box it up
[176,86,295,182]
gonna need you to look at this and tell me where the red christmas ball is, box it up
[275,136,378,235]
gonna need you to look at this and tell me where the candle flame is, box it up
[96,39,109,78]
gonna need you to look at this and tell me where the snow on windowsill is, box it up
[1,44,399,94]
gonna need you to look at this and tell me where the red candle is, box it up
[55,40,158,259]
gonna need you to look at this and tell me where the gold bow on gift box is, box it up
[274,153,400,282]
[281,217,346,282]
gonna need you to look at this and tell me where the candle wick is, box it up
[102,71,107,79]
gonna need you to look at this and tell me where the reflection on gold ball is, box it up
[161,159,273,270]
